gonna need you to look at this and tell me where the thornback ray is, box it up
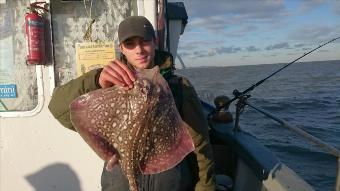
[70,65,195,191]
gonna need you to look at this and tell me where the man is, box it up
[49,16,215,191]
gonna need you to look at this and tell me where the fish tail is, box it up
[126,170,139,191]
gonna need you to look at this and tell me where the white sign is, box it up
[75,41,116,77]
[0,0,6,4]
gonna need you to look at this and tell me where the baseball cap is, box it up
[118,16,155,44]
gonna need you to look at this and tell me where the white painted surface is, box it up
[0,1,158,191]
[263,164,315,191]
[0,67,103,191]
[143,0,156,30]
[169,20,182,64]
[0,1,176,190]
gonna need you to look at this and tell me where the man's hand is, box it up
[99,59,136,89]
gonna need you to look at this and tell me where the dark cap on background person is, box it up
[118,16,155,44]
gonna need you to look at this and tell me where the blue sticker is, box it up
[0,84,17,98]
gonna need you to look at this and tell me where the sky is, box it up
[171,0,340,67]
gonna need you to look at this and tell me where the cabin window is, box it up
[50,0,137,86]
[0,1,41,113]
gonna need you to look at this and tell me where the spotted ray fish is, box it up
[70,66,195,191]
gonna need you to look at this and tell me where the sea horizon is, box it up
[176,60,340,191]
[176,59,340,70]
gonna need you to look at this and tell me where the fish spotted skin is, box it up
[70,66,195,191]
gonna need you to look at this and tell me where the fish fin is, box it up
[140,121,195,174]
[70,102,117,162]
[75,120,117,161]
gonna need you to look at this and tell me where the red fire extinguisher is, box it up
[25,2,48,65]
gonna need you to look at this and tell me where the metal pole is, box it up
[246,101,340,158]
[176,54,186,69]
[336,158,340,191]
[164,0,170,52]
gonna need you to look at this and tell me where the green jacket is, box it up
[48,51,216,191]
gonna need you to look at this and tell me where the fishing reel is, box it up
[232,89,251,113]
[232,89,251,132]
[208,89,250,125]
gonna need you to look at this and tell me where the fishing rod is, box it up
[209,36,340,116]
[246,89,340,191]
[208,36,340,190]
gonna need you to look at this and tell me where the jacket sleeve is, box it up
[48,69,102,131]
[181,77,216,191]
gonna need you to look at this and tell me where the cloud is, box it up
[179,40,224,50]
[263,54,278,57]
[179,0,286,19]
[215,46,242,54]
[224,25,258,37]
[266,42,290,50]
[302,47,312,51]
[170,0,340,66]
[294,43,305,48]
[246,46,261,52]
[289,25,334,41]
[318,49,330,52]
[193,50,209,58]
[287,52,301,56]
[179,0,288,34]
[298,0,325,12]
[189,16,232,32]
[180,46,242,58]
[178,43,197,51]
[178,52,191,57]
[332,1,340,15]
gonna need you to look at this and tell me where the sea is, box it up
[175,60,340,191]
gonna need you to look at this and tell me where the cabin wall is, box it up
[0,0,158,190]
[0,68,103,191]
[50,0,137,86]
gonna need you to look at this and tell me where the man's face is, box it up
[120,36,156,69]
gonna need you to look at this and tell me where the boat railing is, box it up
[245,101,340,191]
